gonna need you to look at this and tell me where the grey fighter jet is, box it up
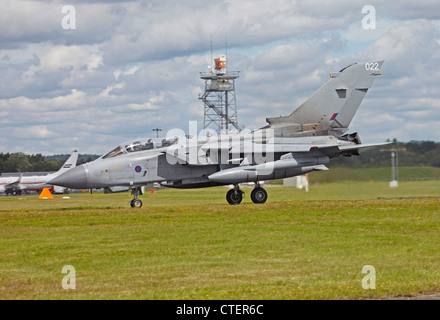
[50,61,387,207]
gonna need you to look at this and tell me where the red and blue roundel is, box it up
[135,166,142,173]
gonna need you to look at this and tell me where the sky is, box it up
[0,0,440,155]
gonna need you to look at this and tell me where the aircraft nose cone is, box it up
[49,165,89,189]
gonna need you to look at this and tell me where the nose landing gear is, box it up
[130,187,143,208]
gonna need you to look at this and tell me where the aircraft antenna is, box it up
[225,34,228,73]
[210,37,213,70]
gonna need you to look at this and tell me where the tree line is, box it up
[331,140,440,168]
[1,140,439,173]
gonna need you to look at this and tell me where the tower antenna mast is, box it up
[199,40,241,134]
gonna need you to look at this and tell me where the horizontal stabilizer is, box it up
[4,177,21,189]
[337,142,391,152]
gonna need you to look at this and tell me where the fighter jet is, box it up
[0,150,78,195]
[50,61,388,207]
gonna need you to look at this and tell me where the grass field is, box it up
[1,180,439,300]
[306,166,440,183]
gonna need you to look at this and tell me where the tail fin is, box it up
[54,150,79,176]
[266,61,383,136]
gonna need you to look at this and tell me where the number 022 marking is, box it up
[365,62,379,71]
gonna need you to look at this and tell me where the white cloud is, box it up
[0,89,88,113]
[0,0,440,154]
[385,0,440,20]
[25,45,103,77]
[12,125,53,139]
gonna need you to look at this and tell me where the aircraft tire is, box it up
[226,189,243,205]
[251,187,267,204]
[131,199,143,208]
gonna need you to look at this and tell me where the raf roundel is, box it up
[135,166,142,173]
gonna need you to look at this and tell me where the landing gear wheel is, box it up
[226,188,243,205]
[251,187,267,204]
[130,199,143,208]
[130,187,143,208]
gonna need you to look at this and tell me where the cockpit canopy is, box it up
[102,137,179,159]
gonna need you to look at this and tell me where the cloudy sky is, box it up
[0,0,439,155]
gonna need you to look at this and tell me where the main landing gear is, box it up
[226,186,244,205]
[250,186,268,204]
[5,189,22,196]
[226,183,268,205]
[130,187,143,208]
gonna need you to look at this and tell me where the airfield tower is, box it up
[199,55,241,133]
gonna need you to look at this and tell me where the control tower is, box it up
[199,55,241,133]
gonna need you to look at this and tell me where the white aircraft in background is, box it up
[0,150,78,195]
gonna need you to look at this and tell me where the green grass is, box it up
[1,181,440,299]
